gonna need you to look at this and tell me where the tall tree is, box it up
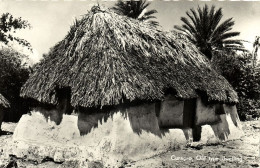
[112,0,159,27]
[0,12,32,122]
[174,5,245,60]
[0,47,30,122]
[0,12,31,48]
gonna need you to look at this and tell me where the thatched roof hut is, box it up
[0,93,10,108]
[21,6,238,109]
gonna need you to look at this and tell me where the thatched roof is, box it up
[21,6,238,109]
[0,93,10,108]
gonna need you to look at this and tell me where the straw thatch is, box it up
[0,93,10,108]
[21,6,238,109]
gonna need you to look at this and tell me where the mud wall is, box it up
[126,103,164,136]
[33,90,71,125]
[9,99,244,166]
[223,105,240,127]
[77,112,110,135]
[77,103,167,137]
[10,111,191,166]
[195,97,221,126]
[9,108,243,166]
[22,94,243,144]
[157,95,184,128]
[71,95,233,135]
[35,107,63,125]
[30,94,242,141]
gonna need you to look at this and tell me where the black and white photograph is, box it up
[0,0,259,167]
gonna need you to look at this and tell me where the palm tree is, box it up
[174,5,245,60]
[112,0,159,27]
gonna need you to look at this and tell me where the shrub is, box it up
[0,46,30,121]
[212,51,260,120]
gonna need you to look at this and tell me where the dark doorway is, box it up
[183,99,196,128]
[56,87,73,115]
[183,98,202,141]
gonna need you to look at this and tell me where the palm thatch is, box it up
[0,93,10,108]
[21,6,238,109]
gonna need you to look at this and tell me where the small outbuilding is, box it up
[9,6,243,166]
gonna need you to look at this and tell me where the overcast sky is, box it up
[1,0,260,62]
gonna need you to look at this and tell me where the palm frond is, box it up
[143,9,158,16]
[174,5,243,60]
[112,0,158,27]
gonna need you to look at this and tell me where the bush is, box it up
[237,98,260,120]
[212,51,260,121]
[0,46,30,121]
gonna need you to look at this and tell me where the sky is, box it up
[1,0,260,63]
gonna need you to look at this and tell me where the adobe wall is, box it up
[77,103,171,137]
[8,110,191,166]
[158,95,184,128]
[210,105,243,141]
[32,92,72,126]
[5,97,243,166]
[125,103,165,136]
[77,112,110,135]
[34,107,63,125]
[195,97,221,126]
[223,105,240,127]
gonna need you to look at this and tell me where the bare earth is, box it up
[0,120,259,168]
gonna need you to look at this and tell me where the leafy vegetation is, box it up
[0,12,31,121]
[174,5,246,60]
[174,4,259,120]
[0,47,30,121]
[212,51,260,120]
[112,0,159,27]
[0,12,31,48]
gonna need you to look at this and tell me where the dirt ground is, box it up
[0,120,259,168]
